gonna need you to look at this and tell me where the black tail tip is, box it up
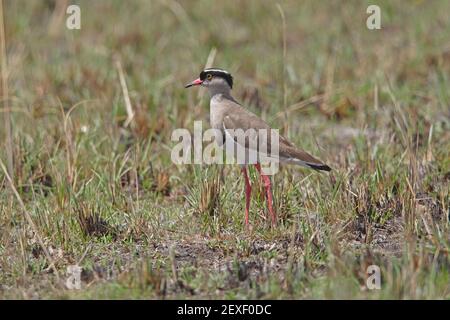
[308,163,332,172]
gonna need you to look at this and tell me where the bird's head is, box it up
[185,68,233,92]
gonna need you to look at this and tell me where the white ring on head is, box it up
[203,68,230,75]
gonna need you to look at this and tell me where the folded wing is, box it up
[221,105,331,172]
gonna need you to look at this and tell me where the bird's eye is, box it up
[206,74,213,80]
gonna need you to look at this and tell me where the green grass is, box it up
[0,0,449,299]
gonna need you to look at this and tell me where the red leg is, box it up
[254,164,276,226]
[241,166,251,228]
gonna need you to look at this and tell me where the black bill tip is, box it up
[308,163,332,172]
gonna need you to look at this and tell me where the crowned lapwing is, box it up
[185,68,331,228]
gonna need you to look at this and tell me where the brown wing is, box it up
[222,103,331,171]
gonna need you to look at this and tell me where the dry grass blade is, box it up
[47,0,69,37]
[115,57,135,128]
[0,158,60,282]
[0,0,13,179]
[273,94,324,120]
[276,3,288,134]
[197,47,217,101]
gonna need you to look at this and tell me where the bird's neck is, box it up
[207,85,231,100]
